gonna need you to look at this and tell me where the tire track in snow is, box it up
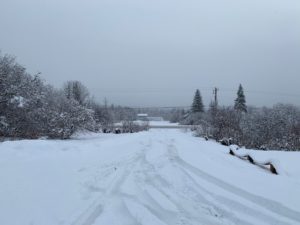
[177,161,292,225]
[150,137,294,225]
[165,140,254,225]
[165,140,300,224]
[116,140,191,225]
[71,139,168,225]
[178,158,300,224]
[135,138,247,225]
[123,140,178,225]
[70,153,142,225]
[70,131,300,225]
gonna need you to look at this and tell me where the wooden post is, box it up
[247,155,254,164]
[229,149,278,175]
[268,163,278,175]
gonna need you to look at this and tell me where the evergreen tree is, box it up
[234,84,247,113]
[191,89,204,113]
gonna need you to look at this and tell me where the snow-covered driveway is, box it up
[1,129,300,225]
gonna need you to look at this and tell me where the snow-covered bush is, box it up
[181,112,203,125]
[206,107,241,144]
[188,104,300,151]
[45,95,96,139]
[241,104,300,150]
[0,54,96,139]
[122,121,149,133]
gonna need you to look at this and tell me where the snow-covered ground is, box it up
[115,120,181,127]
[148,121,179,126]
[0,127,300,225]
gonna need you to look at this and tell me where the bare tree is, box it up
[63,80,89,105]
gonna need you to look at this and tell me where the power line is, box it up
[214,87,300,98]
[95,87,300,98]
[129,106,212,110]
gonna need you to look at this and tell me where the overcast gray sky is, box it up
[1,0,300,107]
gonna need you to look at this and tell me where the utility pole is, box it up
[213,87,218,106]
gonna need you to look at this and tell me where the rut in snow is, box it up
[71,133,299,225]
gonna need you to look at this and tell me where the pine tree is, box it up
[234,84,247,113]
[191,89,204,113]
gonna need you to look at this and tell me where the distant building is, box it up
[137,114,149,121]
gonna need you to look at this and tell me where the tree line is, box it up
[171,86,300,151]
[0,53,137,139]
[1,52,299,150]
